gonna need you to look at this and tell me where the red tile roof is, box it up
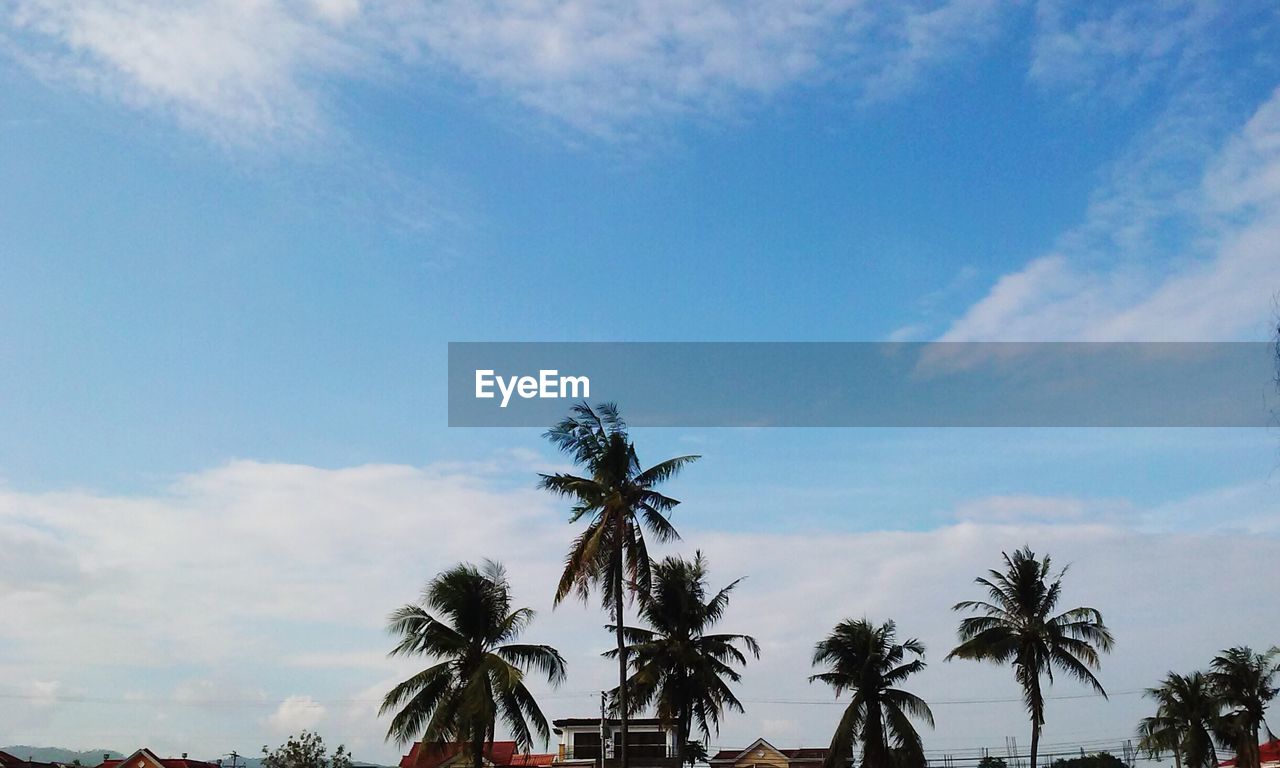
[506,756,555,767]
[101,749,219,768]
[1220,739,1280,768]
[400,743,554,768]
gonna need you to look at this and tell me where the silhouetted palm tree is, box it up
[608,552,760,768]
[681,742,710,768]
[539,402,699,768]
[380,561,567,768]
[810,618,935,768]
[1137,671,1220,768]
[946,547,1114,768]
[1208,646,1279,768]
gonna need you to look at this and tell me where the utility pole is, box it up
[600,691,608,768]
[225,753,243,768]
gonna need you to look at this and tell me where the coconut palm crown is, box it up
[946,547,1114,768]
[810,618,935,768]
[1208,646,1279,768]
[380,561,567,768]
[1137,671,1221,768]
[608,552,760,767]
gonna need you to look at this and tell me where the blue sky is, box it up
[2,0,1280,761]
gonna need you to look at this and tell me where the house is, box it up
[399,742,556,768]
[709,739,828,768]
[0,752,63,768]
[99,749,220,768]
[553,718,679,768]
[1220,739,1280,768]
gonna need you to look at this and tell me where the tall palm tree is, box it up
[608,552,760,768]
[539,402,699,768]
[810,618,935,768]
[1137,671,1221,768]
[1208,646,1279,768]
[380,561,567,768]
[946,547,1114,768]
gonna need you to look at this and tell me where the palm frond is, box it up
[381,562,563,749]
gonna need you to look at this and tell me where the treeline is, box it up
[373,404,1278,768]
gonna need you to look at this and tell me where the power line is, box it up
[737,690,1145,706]
[0,688,1143,707]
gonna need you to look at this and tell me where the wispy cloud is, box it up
[3,0,368,144]
[940,80,1280,341]
[1,0,1015,144]
[1030,0,1228,102]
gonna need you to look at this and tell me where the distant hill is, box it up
[0,748,123,766]
[0,750,391,768]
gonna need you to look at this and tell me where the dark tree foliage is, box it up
[1048,753,1126,768]
[1208,646,1279,768]
[682,742,710,767]
[607,552,759,768]
[261,732,352,768]
[379,560,566,768]
[1136,671,1219,768]
[810,618,934,768]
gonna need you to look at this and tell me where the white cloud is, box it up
[1030,0,1223,101]
[941,84,1280,342]
[3,0,367,143]
[859,0,1004,102]
[1,459,1277,760]
[887,323,930,342]
[267,694,328,733]
[26,679,67,710]
[172,678,268,708]
[1148,481,1280,535]
[1,0,1014,142]
[12,0,1257,145]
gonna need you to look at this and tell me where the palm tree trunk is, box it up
[866,704,886,768]
[615,555,629,768]
[1026,672,1043,768]
[1173,746,1182,768]
[472,732,485,768]
[674,707,689,768]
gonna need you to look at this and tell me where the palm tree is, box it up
[681,742,710,767]
[608,552,760,768]
[539,402,699,768]
[1208,646,1279,768]
[1137,671,1220,768]
[946,546,1114,768]
[380,561,567,768]
[810,618,935,768]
